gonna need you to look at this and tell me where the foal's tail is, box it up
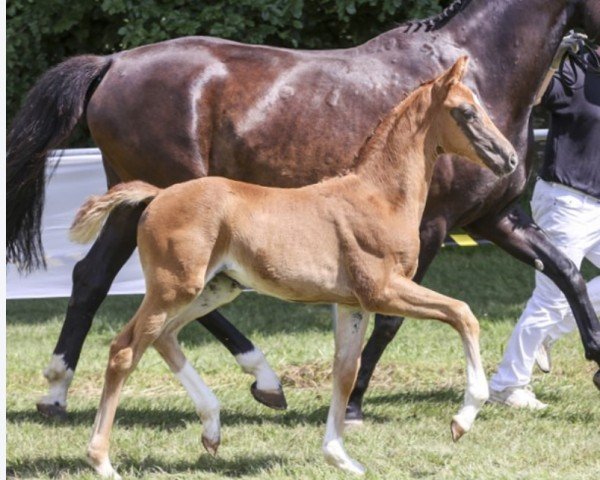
[7,55,112,271]
[70,181,161,244]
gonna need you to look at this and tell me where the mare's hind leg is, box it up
[198,311,287,410]
[38,203,143,419]
[87,298,172,479]
[153,275,244,455]
[323,306,370,475]
[362,275,489,440]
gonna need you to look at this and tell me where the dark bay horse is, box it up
[7,0,600,421]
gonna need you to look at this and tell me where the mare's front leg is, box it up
[346,219,447,422]
[323,306,370,475]
[197,311,287,409]
[467,205,600,389]
[37,203,143,419]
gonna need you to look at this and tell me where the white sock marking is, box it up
[90,457,121,480]
[235,348,281,391]
[39,354,73,407]
[175,361,220,442]
[323,438,366,475]
[454,340,489,432]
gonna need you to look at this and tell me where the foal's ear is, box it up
[433,56,470,96]
[447,56,469,84]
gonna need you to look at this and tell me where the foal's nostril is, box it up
[508,154,518,170]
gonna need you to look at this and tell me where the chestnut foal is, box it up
[72,57,516,478]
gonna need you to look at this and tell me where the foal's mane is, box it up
[354,79,436,166]
[402,0,473,33]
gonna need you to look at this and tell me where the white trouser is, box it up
[490,179,600,391]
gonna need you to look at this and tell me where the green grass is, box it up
[6,246,600,479]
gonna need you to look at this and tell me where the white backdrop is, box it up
[7,129,548,300]
[6,149,145,299]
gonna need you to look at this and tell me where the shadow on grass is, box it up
[363,387,599,424]
[7,452,286,478]
[7,402,396,430]
[365,387,462,406]
[7,389,476,432]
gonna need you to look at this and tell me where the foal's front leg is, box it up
[347,217,448,423]
[323,306,370,475]
[363,275,489,440]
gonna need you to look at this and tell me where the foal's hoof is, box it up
[344,403,364,427]
[593,369,600,391]
[202,435,220,456]
[36,402,68,421]
[250,381,287,410]
[323,440,366,476]
[450,419,466,442]
[87,457,121,480]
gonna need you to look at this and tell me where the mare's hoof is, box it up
[36,402,68,421]
[202,435,220,456]
[593,369,600,391]
[344,403,364,427]
[450,419,466,442]
[250,381,287,410]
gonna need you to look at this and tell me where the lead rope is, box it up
[558,41,600,91]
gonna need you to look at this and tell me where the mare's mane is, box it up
[402,0,473,33]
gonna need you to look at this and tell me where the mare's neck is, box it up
[354,86,439,215]
[447,0,573,119]
[374,0,574,127]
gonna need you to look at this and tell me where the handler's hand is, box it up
[552,31,588,68]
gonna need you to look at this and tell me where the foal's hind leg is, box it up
[87,298,171,479]
[154,333,222,455]
[153,275,244,455]
[323,306,370,475]
[362,276,489,441]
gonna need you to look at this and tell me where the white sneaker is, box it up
[488,386,548,410]
[534,337,554,374]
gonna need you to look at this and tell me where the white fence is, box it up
[6,130,549,299]
[7,149,145,299]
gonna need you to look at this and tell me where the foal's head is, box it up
[432,57,518,176]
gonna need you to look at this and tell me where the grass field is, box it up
[6,246,600,479]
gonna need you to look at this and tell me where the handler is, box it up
[489,35,600,409]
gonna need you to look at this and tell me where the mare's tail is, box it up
[70,181,161,244]
[7,55,112,271]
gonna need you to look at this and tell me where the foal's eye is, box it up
[461,107,478,121]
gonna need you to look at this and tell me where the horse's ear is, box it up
[448,56,469,83]
[433,56,470,96]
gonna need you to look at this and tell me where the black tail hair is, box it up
[6,55,112,272]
